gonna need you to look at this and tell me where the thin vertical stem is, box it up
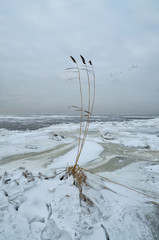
[90,63,95,115]
[75,62,92,166]
[69,56,95,168]
[76,62,83,159]
[69,56,83,162]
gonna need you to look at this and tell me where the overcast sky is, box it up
[0,0,159,115]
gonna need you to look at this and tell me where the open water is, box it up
[0,114,158,131]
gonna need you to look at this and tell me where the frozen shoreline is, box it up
[0,118,159,239]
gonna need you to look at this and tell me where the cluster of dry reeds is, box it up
[65,55,95,191]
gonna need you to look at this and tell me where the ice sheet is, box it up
[49,140,104,169]
[0,126,73,161]
[0,117,159,239]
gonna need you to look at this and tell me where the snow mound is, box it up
[0,167,158,240]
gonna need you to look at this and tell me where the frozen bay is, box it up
[0,115,159,239]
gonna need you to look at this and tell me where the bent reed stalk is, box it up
[75,56,95,166]
[66,55,95,190]
[69,56,83,160]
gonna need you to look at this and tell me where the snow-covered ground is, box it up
[0,117,159,239]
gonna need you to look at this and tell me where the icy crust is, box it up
[0,124,77,161]
[145,165,159,174]
[0,117,159,239]
[99,160,159,200]
[0,167,159,240]
[49,141,104,169]
[0,139,103,175]
[94,118,159,150]
[0,117,159,163]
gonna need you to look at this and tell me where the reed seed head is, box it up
[70,56,76,63]
[80,55,86,64]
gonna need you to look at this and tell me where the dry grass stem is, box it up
[66,55,95,192]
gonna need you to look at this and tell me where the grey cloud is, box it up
[0,0,159,114]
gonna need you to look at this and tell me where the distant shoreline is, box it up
[0,113,159,131]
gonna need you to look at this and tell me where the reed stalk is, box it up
[66,55,95,190]
[75,57,95,166]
